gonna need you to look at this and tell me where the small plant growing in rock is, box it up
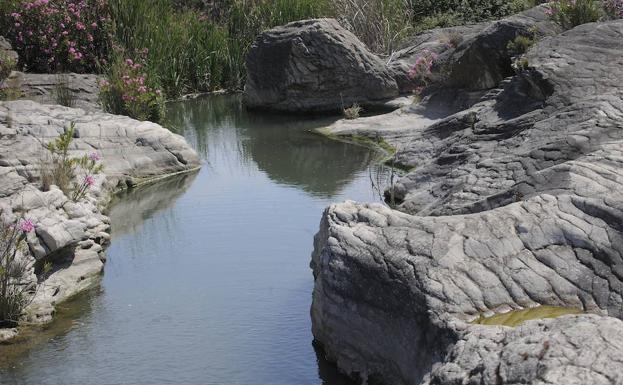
[545,0,603,29]
[0,52,16,81]
[408,49,438,97]
[42,122,103,201]
[343,103,362,119]
[512,57,531,72]
[0,214,36,327]
[53,74,76,108]
[507,34,536,56]
[442,30,463,49]
[99,52,165,122]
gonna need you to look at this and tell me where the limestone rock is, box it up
[312,18,623,385]
[244,18,399,112]
[1,72,102,112]
[0,99,200,327]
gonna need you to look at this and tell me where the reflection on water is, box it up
[167,95,380,198]
[0,95,389,385]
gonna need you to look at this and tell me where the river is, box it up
[0,95,391,385]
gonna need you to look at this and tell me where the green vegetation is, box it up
[343,104,363,119]
[53,74,76,108]
[472,306,584,327]
[0,0,546,116]
[546,0,604,29]
[41,122,103,201]
[507,34,536,56]
[0,52,15,81]
[0,214,36,327]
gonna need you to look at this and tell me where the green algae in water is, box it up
[472,306,584,327]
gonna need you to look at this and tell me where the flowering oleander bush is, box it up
[603,0,623,18]
[2,0,111,73]
[407,50,438,95]
[42,122,104,202]
[0,213,36,327]
[545,0,607,28]
[99,53,165,122]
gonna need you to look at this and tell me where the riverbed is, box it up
[0,95,391,385]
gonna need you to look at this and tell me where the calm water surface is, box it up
[0,95,390,385]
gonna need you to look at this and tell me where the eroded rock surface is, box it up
[244,18,399,112]
[0,100,200,337]
[313,18,623,385]
[1,72,103,112]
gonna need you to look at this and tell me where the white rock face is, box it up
[312,17,623,385]
[0,100,200,338]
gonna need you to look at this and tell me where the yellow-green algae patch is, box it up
[471,306,584,327]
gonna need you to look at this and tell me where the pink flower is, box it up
[89,152,101,161]
[84,175,96,187]
[19,219,36,233]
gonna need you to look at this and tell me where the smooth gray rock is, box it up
[1,72,102,112]
[0,100,200,330]
[244,18,399,112]
[312,19,623,385]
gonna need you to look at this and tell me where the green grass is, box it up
[107,0,332,97]
[472,306,584,327]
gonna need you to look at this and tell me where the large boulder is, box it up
[312,19,623,385]
[244,18,399,113]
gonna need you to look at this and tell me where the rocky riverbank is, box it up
[245,5,623,385]
[0,38,200,341]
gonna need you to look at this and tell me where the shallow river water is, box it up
[0,95,391,385]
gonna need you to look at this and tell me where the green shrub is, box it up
[507,34,536,56]
[0,52,16,81]
[99,53,166,122]
[545,0,603,29]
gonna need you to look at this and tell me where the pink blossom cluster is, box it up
[5,0,111,73]
[100,55,163,110]
[407,50,438,94]
[19,219,36,233]
[603,0,623,17]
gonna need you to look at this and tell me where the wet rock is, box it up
[244,18,399,113]
[313,18,623,385]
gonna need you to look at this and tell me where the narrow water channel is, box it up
[0,95,390,385]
